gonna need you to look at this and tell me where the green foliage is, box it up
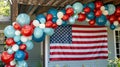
[0,0,10,16]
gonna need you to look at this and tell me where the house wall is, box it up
[48,21,116,67]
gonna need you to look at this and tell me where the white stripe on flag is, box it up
[72,38,107,41]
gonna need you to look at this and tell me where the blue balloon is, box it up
[104,5,108,10]
[14,35,21,42]
[62,21,67,26]
[32,33,45,42]
[96,15,107,26]
[17,41,22,45]
[25,40,34,50]
[83,4,87,8]
[107,4,116,15]
[87,12,95,19]
[73,2,83,13]
[48,8,58,18]
[52,17,58,23]
[17,60,28,67]
[4,25,15,38]
[69,17,75,24]
[73,14,78,19]
[15,50,25,61]
[110,24,116,30]
[44,28,54,36]
[16,13,30,26]
[87,2,95,10]
[60,9,66,14]
[34,27,44,38]
[7,48,14,54]
[36,14,46,24]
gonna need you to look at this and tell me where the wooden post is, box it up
[11,0,18,22]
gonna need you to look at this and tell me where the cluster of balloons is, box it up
[1,1,120,67]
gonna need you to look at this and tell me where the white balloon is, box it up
[33,20,40,27]
[21,36,28,43]
[12,22,17,26]
[100,6,105,11]
[56,19,62,25]
[39,24,45,28]
[57,11,64,19]
[10,59,16,66]
[103,10,108,15]
[12,44,19,52]
[15,30,21,36]
[114,21,119,26]
[86,18,90,22]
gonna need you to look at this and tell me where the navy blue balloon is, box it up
[110,24,116,30]
[32,33,45,42]
[15,50,25,61]
[87,12,95,19]
[17,41,22,45]
[36,14,46,24]
[87,2,95,10]
[48,8,58,18]
[96,15,107,26]
[52,17,58,23]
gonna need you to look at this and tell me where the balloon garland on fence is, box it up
[1,1,120,67]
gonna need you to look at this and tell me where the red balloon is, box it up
[46,14,53,21]
[95,9,102,17]
[21,25,34,36]
[77,13,86,22]
[45,21,53,28]
[52,23,58,29]
[118,16,120,23]
[5,64,15,67]
[6,38,15,46]
[95,1,103,9]
[1,51,14,64]
[84,7,91,13]
[30,20,35,29]
[66,7,74,16]
[24,51,29,60]
[13,23,21,30]
[19,44,27,51]
[89,20,96,25]
[62,14,69,21]
[109,15,117,24]
[115,7,120,16]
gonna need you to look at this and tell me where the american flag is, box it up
[50,25,108,61]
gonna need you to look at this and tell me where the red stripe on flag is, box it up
[72,30,107,33]
[50,56,108,61]
[50,51,108,55]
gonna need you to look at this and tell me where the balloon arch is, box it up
[1,1,120,67]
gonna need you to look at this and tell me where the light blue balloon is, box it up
[4,25,15,38]
[7,48,14,54]
[73,14,78,19]
[105,20,110,26]
[16,13,30,26]
[14,35,21,42]
[32,33,45,42]
[17,60,28,67]
[36,14,46,24]
[65,5,72,9]
[72,2,83,13]
[34,27,43,38]
[107,4,116,15]
[44,28,54,36]
[69,17,75,24]
[15,50,25,61]
[25,40,34,50]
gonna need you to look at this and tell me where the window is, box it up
[114,28,120,58]
[0,0,10,22]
